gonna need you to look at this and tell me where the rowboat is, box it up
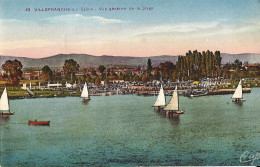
[28,120,50,126]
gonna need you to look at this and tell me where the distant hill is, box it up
[0,53,259,69]
[221,53,260,64]
[0,54,178,69]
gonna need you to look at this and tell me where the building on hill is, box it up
[22,70,41,80]
[244,63,260,70]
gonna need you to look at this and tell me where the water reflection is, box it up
[82,101,89,105]
[233,102,243,109]
[168,115,180,126]
[154,109,180,126]
[0,115,10,125]
[154,109,166,117]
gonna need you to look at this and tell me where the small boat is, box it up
[0,87,15,115]
[164,86,185,115]
[28,120,50,126]
[81,82,91,102]
[232,80,245,103]
[174,110,185,115]
[153,83,166,110]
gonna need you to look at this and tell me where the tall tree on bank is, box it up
[147,58,152,81]
[160,61,175,80]
[63,59,80,82]
[175,50,222,80]
[2,59,23,85]
[147,58,152,72]
[98,65,106,74]
[41,65,53,81]
[95,76,100,85]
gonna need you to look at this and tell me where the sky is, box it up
[0,0,259,58]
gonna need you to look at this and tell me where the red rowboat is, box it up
[28,120,50,126]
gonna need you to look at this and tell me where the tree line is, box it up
[1,50,260,85]
[175,50,221,80]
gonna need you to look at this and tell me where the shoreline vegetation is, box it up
[1,50,259,100]
[0,79,258,100]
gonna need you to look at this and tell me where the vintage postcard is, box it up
[0,0,260,166]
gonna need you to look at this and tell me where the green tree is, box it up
[153,67,161,80]
[146,58,153,81]
[95,76,100,85]
[86,74,92,83]
[172,71,178,81]
[63,59,80,82]
[147,58,152,72]
[234,59,242,69]
[133,74,140,81]
[98,65,106,74]
[2,59,23,85]
[53,71,62,82]
[160,61,175,79]
[141,75,147,83]
[201,51,206,77]
[214,51,221,77]
[41,65,53,81]
[175,50,221,80]
[91,69,97,76]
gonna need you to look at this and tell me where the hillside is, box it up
[0,53,259,69]
[221,53,260,64]
[0,54,178,68]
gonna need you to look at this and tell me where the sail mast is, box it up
[177,85,179,111]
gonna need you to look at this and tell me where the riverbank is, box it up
[5,90,81,99]
[1,87,254,100]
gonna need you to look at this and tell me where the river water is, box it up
[1,88,260,166]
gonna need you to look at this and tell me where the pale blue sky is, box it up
[0,0,259,57]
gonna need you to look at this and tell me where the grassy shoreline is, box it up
[2,87,258,100]
[5,90,81,100]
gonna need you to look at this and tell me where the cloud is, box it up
[0,14,125,45]
[134,21,219,36]
[43,14,122,25]
[134,18,260,38]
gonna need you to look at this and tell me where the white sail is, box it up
[153,84,166,107]
[232,80,243,99]
[81,82,89,98]
[164,86,179,111]
[0,87,10,111]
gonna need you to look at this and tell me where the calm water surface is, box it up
[1,88,260,166]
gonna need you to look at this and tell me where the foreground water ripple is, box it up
[1,88,260,166]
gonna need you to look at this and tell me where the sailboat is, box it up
[232,80,245,103]
[0,87,14,115]
[81,82,91,102]
[164,86,184,115]
[153,84,166,110]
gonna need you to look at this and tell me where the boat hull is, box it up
[165,110,185,116]
[0,112,15,115]
[82,98,91,102]
[153,106,165,111]
[175,110,185,114]
[28,121,50,126]
[232,99,245,103]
